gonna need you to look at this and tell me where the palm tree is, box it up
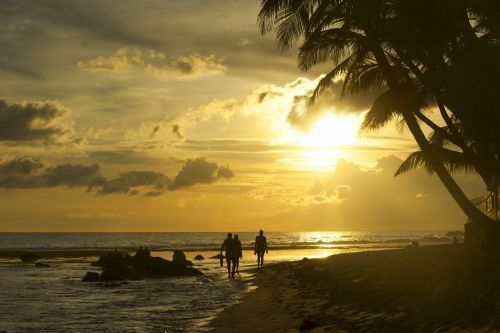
[258,0,499,248]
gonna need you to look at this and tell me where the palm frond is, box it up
[360,89,401,132]
[395,148,477,177]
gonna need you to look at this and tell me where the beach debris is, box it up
[83,247,202,282]
[19,252,41,262]
[34,262,50,267]
[299,319,319,331]
[194,254,205,260]
[409,240,420,247]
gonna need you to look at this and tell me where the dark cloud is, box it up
[0,156,45,176]
[96,170,170,195]
[0,99,75,144]
[168,157,234,190]
[44,163,100,187]
[149,125,160,139]
[0,156,234,195]
[0,156,100,189]
[172,124,183,139]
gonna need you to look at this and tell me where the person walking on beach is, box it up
[234,234,242,272]
[220,233,238,279]
[254,229,268,268]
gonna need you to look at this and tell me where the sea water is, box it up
[0,231,457,332]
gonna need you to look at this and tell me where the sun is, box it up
[299,113,360,147]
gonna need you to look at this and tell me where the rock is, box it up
[100,262,132,281]
[82,271,100,282]
[20,252,41,262]
[83,248,202,282]
[35,262,50,267]
[194,254,205,260]
[210,254,225,259]
[172,250,193,266]
[173,250,186,262]
[299,319,319,331]
[91,251,130,267]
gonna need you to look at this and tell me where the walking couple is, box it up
[220,230,268,279]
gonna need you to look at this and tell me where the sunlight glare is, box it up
[300,113,360,147]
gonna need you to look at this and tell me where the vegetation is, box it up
[258,0,500,249]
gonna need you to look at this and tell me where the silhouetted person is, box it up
[135,245,144,258]
[145,247,151,257]
[234,234,242,272]
[254,230,268,268]
[220,233,238,278]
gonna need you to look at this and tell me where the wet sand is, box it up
[210,245,500,332]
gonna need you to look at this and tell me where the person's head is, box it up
[227,233,232,239]
[234,235,239,240]
[259,229,264,236]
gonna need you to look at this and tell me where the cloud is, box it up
[77,47,144,72]
[78,47,227,79]
[0,156,100,189]
[0,99,76,144]
[172,124,183,139]
[0,156,234,195]
[147,53,227,79]
[168,157,234,190]
[95,170,170,195]
[237,38,254,47]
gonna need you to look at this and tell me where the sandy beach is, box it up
[210,245,500,333]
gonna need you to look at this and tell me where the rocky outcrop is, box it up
[172,250,194,266]
[194,254,205,260]
[83,249,202,282]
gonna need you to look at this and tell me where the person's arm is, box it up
[265,237,268,253]
[220,241,225,254]
[254,237,257,254]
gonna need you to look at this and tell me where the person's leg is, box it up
[231,259,236,278]
[259,251,264,267]
[226,258,231,278]
[257,253,261,268]
[235,258,239,272]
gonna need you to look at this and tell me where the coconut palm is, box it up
[258,0,499,247]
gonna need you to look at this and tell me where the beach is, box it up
[210,245,500,333]
[0,232,465,332]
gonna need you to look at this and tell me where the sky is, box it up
[0,0,486,232]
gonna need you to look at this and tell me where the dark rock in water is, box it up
[194,254,205,260]
[173,250,186,262]
[20,252,41,262]
[210,254,225,259]
[91,251,131,267]
[83,248,202,282]
[82,271,100,282]
[299,319,319,331]
[172,250,193,266]
[35,262,50,267]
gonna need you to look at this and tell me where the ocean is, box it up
[0,231,459,332]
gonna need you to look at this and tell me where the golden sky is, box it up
[0,0,485,231]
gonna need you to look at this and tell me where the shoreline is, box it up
[0,246,405,260]
[209,245,500,332]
